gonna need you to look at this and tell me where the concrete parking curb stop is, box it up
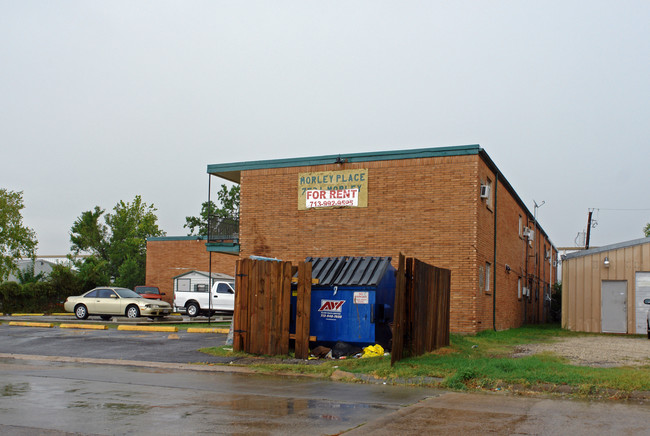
[8,321,54,328]
[117,325,179,332]
[60,324,108,330]
[2,319,230,334]
[187,327,230,334]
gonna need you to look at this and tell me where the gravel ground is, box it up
[515,335,650,367]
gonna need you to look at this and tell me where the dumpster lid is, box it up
[305,256,393,287]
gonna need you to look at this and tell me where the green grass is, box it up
[201,325,650,397]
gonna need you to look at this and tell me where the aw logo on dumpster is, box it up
[318,300,345,320]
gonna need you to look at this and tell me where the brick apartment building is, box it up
[146,144,557,334]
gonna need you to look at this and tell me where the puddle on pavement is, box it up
[67,400,150,416]
[1,382,31,397]
[188,395,379,424]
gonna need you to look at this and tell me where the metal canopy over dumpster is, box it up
[295,256,396,348]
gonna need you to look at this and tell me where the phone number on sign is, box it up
[306,199,357,208]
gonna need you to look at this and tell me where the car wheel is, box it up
[75,304,89,320]
[100,315,112,321]
[186,302,199,317]
[126,305,140,319]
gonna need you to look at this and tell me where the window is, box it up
[518,277,522,300]
[216,283,234,294]
[195,284,208,293]
[518,215,523,238]
[98,289,116,298]
[485,262,491,293]
[85,290,99,298]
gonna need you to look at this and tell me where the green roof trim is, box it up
[207,144,481,182]
[147,236,206,242]
[206,242,240,254]
[204,143,555,249]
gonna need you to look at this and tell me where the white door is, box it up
[212,282,235,311]
[635,272,650,334]
[601,280,627,333]
[176,278,191,292]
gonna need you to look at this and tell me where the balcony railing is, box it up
[208,216,239,242]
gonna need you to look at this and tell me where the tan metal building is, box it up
[562,237,650,334]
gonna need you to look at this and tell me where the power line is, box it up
[590,208,650,212]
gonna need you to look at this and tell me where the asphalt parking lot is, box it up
[0,317,231,365]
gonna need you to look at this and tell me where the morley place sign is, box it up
[298,169,368,210]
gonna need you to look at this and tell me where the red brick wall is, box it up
[237,154,555,333]
[144,153,556,332]
[239,155,480,332]
[475,161,556,332]
[145,239,238,306]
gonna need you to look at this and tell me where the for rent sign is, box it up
[306,188,359,208]
[298,169,368,210]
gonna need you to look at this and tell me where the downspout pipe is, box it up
[208,174,212,325]
[493,172,498,331]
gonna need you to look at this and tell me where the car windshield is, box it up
[114,288,142,299]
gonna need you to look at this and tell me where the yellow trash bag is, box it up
[361,344,384,358]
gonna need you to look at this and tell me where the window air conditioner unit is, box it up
[480,185,490,199]
[522,287,530,297]
[523,227,534,240]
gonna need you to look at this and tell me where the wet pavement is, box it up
[2,321,650,435]
[347,391,650,435]
[0,357,438,435]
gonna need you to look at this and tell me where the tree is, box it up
[70,206,108,258]
[644,223,650,238]
[15,261,45,284]
[0,189,37,282]
[70,195,165,289]
[184,184,240,236]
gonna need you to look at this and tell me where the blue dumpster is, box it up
[292,256,395,348]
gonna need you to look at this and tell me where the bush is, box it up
[0,264,85,314]
[0,281,22,314]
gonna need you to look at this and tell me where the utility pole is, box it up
[585,210,593,250]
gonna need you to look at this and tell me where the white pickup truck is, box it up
[174,280,236,317]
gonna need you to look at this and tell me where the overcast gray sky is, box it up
[2,1,649,255]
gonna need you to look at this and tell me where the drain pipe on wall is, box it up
[493,172,499,332]
[207,174,213,325]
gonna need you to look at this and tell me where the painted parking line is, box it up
[60,324,108,330]
[186,327,230,334]
[117,325,179,332]
[10,313,45,316]
[8,321,54,328]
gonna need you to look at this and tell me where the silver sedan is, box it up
[64,287,172,320]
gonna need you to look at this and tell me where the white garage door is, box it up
[635,272,650,334]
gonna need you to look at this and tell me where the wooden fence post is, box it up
[391,253,406,366]
[294,261,312,359]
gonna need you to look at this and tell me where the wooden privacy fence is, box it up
[233,258,312,358]
[391,253,451,366]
